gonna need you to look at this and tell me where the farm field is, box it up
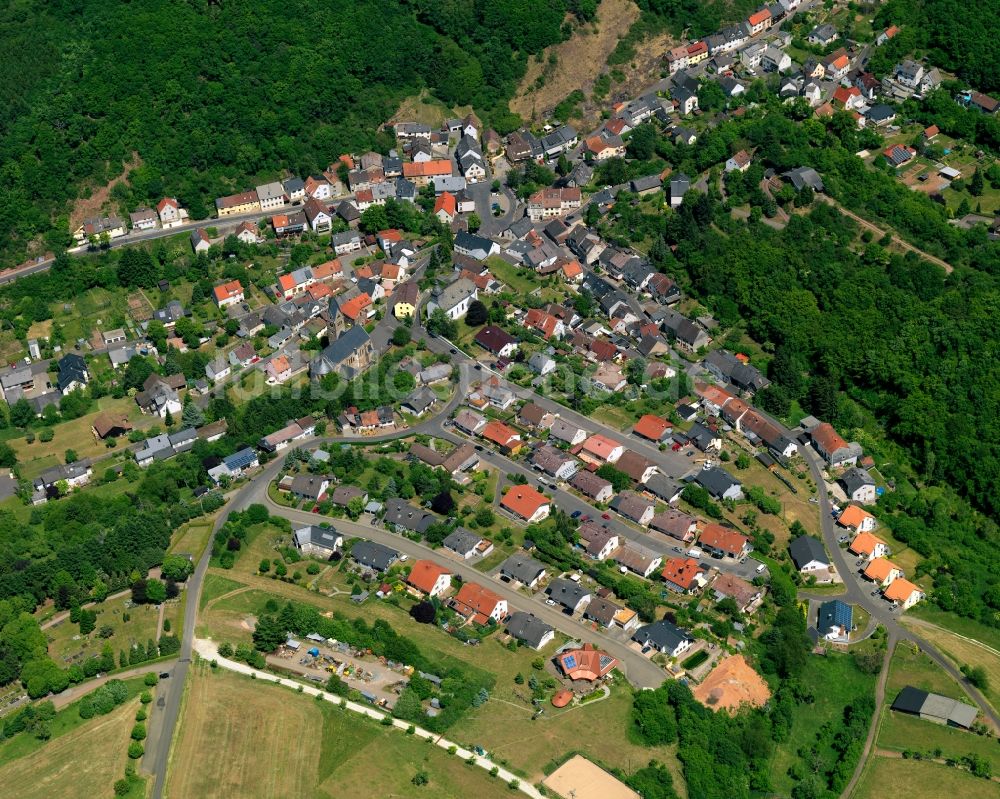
[167,665,515,799]
[853,754,995,799]
[0,697,140,799]
[887,643,968,700]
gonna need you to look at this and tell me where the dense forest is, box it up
[0,0,578,266]
[874,0,1000,93]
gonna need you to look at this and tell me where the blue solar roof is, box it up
[818,600,852,632]
[562,654,577,669]
[224,448,257,470]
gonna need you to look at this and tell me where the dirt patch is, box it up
[692,654,771,712]
[543,754,640,799]
[69,151,143,229]
[511,0,641,124]
[127,291,154,322]
[389,90,469,129]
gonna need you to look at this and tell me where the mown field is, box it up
[853,757,995,799]
[166,665,516,799]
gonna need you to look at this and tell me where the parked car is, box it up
[570,510,582,518]
[601,513,611,520]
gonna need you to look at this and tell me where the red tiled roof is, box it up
[213,279,243,303]
[661,557,704,590]
[339,293,372,320]
[555,643,617,681]
[748,9,770,25]
[633,414,672,441]
[406,560,451,595]
[501,485,549,519]
[434,192,457,216]
[402,160,452,178]
[699,524,749,555]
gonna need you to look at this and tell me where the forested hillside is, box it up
[874,0,1000,93]
[0,0,573,265]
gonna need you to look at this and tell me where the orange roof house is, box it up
[699,524,750,558]
[306,282,332,300]
[864,558,902,586]
[661,558,707,592]
[434,192,457,220]
[839,505,876,532]
[849,531,888,561]
[555,644,618,682]
[580,434,624,464]
[406,560,452,597]
[450,582,507,625]
[500,485,550,523]
[832,86,861,107]
[633,414,673,443]
[883,578,924,608]
[402,160,452,179]
[339,292,372,321]
[524,308,560,339]
[481,420,522,453]
[213,279,244,306]
[748,9,770,26]
[923,124,939,140]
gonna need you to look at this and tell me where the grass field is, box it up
[887,643,967,701]
[0,697,139,799]
[770,650,878,796]
[196,577,687,789]
[904,622,1000,714]
[878,710,1000,774]
[167,665,515,799]
[853,755,996,799]
[907,606,1000,650]
[169,520,214,559]
[199,573,248,611]
[46,594,160,667]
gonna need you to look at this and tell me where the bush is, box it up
[135,708,147,721]
[131,723,147,741]
[144,672,159,686]
[114,779,130,796]
[39,428,55,443]
[139,691,152,705]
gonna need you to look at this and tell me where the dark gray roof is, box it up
[840,467,875,495]
[546,578,590,609]
[443,528,484,556]
[632,620,691,651]
[311,326,371,378]
[789,535,829,568]
[499,554,547,584]
[818,599,852,632]
[506,612,554,649]
[351,540,399,571]
[294,525,341,552]
[693,466,740,498]
[383,497,437,533]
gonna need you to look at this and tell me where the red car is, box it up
[601,513,611,520]
[581,515,591,522]
[671,442,682,451]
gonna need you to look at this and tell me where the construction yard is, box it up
[692,654,771,712]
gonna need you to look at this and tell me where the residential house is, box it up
[810,422,862,466]
[427,278,478,321]
[839,505,876,533]
[895,60,924,89]
[293,525,343,559]
[884,144,916,167]
[824,52,851,81]
[402,387,437,417]
[818,599,852,640]
[73,215,127,243]
[443,528,494,560]
[584,133,626,161]
[406,560,452,598]
[135,373,183,418]
[392,281,420,319]
[450,582,507,625]
[579,434,624,466]
[156,197,186,228]
[661,558,708,594]
[645,474,683,505]
[713,573,762,614]
[289,474,330,502]
[725,150,753,173]
[671,85,698,115]
[351,540,399,573]
[207,448,259,483]
[633,414,673,443]
[699,523,751,559]
[518,402,555,430]
[454,231,499,260]
[883,579,925,609]
[402,160,453,187]
[190,228,211,253]
[632,620,693,658]
[506,612,555,650]
[129,207,158,231]
[569,471,614,504]
[530,445,578,481]
[840,467,877,504]
[303,198,332,232]
[383,498,437,535]
[473,325,517,357]
[453,408,486,435]
[92,412,132,440]
[649,509,697,542]
[584,597,624,630]
[610,492,655,526]
[864,557,903,588]
[613,544,662,578]
[56,354,88,393]
[849,531,888,564]
[213,280,245,308]
[807,24,838,47]
[549,419,588,446]
[789,535,830,574]
[205,355,232,383]
[331,230,362,255]
[577,522,620,561]
[500,484,550,523]
[761,46,791,73]
[526,187,582,222]
[693,464,743,502]
[215,190,260,218]
[555,644,618,681]
[499,554,547,588]
[546,578,591,614]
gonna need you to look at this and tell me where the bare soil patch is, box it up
[692,654,771,712]
[511,0,641,124]
[69,151,143,229]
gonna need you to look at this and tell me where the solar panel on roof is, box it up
[562,654,577,669]
[599,655,614,669]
